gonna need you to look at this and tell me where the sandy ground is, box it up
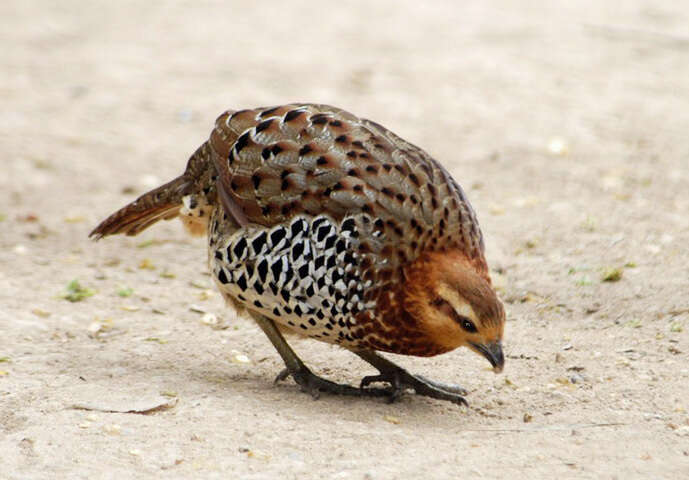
[2,1,689,478]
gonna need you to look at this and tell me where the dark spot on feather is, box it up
[260,106,280,117]
[253,300,263,308]
[381,187,393,197]
[235,132,250,152]
[427,182,437,196]
[335,134,348,143]
[271,144,283,156]
[382,164,392,172]
[353,185,363,192]
[281,179,289,191]
[261,147,271,160]
[298,264,309,278]
[233,238,247,258]
[316,156,328,166]
[255,118,274,133]
[217,269,229,284]
[251,174,261,189]
[257,259,269,283]
[408,173,420,186]
[352,140,364,148]
[292,241,305,260]
[284,109,305,122]
[396,193,406,202]
[329,120,342,127]
[365,165,378,173]
[298,144,312,156]
[310,114,328,125]
[253,282,264,295]
[251,232,267,253]
[270,259,283,278]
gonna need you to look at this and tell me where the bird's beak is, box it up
[470,340,505,373]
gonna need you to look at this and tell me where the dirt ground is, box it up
[2,1,688,478]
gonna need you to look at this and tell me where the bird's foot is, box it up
[274,366,390,400]
[360,368,468,406]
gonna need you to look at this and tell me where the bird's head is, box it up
[403,250,505,372]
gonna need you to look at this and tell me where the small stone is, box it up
[523,413,533,423]
[547,137,569,156]
[230,352,251,364]
[201,312,218,325]
[31,308,51,318]
[103,424,121,435]
[383,415,401,424]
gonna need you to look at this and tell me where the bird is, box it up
[91,103,505,405]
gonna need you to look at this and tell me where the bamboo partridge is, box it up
[91,103,505,405]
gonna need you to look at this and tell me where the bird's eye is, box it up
[458,317,478,333]
[431,298,479,333]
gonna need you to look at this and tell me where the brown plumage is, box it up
[92,103,505,405]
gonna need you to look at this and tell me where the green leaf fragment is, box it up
[61,280,95,302]
[602,268,623,282]
[117,287,134,297]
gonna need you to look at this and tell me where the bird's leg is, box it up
[251,314,387,399]
[354,350,469,406]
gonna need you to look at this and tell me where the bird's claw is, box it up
[274,365,388,399]
[360,369,469,406]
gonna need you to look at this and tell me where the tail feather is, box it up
[91,141,215,240]
[90,176,190,239]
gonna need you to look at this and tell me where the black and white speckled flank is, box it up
[209,210,380,346]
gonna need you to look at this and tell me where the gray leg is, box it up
[251,313,387,399]
[354,350,469,406]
